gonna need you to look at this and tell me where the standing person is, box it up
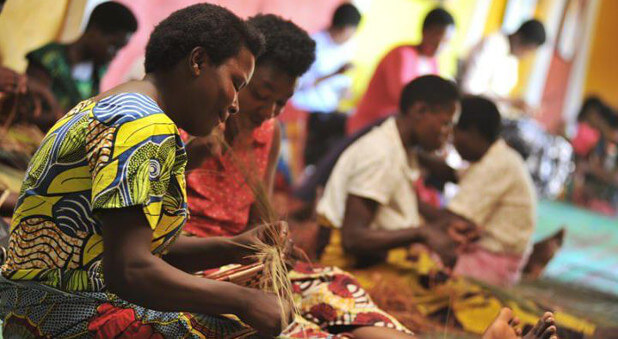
[0,4,305,338]
[346,8,454,134]
[292,3,362,169]
[459,19,546,116]
[26,2,138,118]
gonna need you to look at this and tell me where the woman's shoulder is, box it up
[91,92,169,127]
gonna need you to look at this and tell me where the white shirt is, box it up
[292,30,355,113]
[317,117,422,230]
[460,33,519,98]
[448,139,537,256]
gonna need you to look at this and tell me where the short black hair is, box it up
[423,8,455,31]
[399,75,459,113]
[331,3,362,28]
[86,2,137,34]
[515,19,546,46]
[248,14,316,78]
[457,96,502,142]
[144,3,265,73]
[578,96,618,127]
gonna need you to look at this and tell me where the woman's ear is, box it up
[188,47,211,77]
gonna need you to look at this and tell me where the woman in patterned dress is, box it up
[0,4,305,338]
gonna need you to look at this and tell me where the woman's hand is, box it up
[239,289,294,337]
[231,221,290,264]
[0,67,26,95]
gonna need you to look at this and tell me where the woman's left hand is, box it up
[232,221,293,264]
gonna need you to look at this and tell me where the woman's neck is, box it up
[66,39,89,66]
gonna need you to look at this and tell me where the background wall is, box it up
[583,0,618,108]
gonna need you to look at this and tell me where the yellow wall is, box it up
[584,0,618,108]
[483,0,507,34]
[0,0,71,72]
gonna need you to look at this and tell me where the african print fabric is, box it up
[0,281,255,338]
[2,93,187,292]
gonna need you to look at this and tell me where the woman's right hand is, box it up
[240,289,294,337]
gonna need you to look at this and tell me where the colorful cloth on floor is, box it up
[289,262,411,335]
[182,119,275,237]
[319,228,597,337]
[201,261,412,337]
[0,94,262,338]
[27,43,107,112]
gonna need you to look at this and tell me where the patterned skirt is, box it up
[0,263,411,338]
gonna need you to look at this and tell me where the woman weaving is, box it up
[0,4,292,337]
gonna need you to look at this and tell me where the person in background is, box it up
[459,19,546,116]
[317,75,467,269]
[26,1,137,120]
[292,3,362,170]
[568,96,618,215]
[420,97,537,286]
[346,8,454,135]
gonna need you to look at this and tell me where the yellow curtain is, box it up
[0,0,76,72]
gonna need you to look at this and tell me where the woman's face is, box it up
[184,47,255,136]
[228,64,296,132]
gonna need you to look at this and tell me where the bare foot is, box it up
[523,311,558,339]
[483,308,558,339]
[524,228,566,279]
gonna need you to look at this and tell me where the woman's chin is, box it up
[182,121,218,137]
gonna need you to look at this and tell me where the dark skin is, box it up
[341,101,470,269]
[95,46,293,337]
[417,24,452,57]
[416,125,494,243]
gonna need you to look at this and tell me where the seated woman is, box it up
[0,5,300,337]
[420,96,537,287]
[26,1,137,125]
[182,14,413,338]
[568,96,618,215]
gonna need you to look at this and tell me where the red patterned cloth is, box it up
[182,119,275,237]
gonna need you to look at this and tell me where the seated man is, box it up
[430,96,537,286]
[26,1,137,121]
[316,75,466,268]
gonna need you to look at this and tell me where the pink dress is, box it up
[347,45,438,135]
[182,120,275,237]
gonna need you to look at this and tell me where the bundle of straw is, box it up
[187,131,299,330]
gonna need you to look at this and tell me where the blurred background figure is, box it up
[459,19,546,117]
[292,3,362,173]
[25,1,137,121]
[346,7,454,135]
[567,96,618,215]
